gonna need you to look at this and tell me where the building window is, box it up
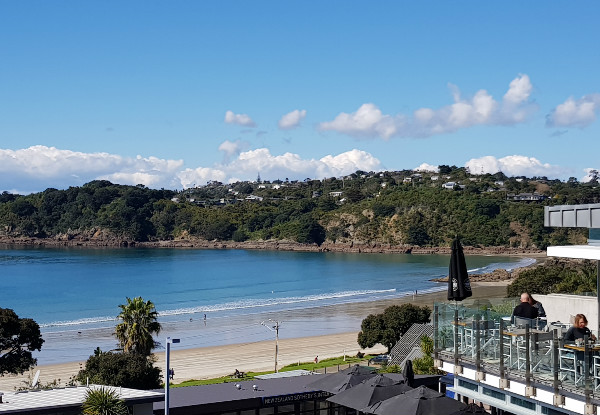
[510,396,536,410]
[458,379,479,392]
[541,406,570,415]
[277,404,296,414]
[482,387,505,401]
[300,400,316,412]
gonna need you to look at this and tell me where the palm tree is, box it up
[82,386,129,415]
[115,297,161,356]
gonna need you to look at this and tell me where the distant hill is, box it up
[0,168,598,249]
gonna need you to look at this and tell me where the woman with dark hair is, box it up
[527,293,546,318]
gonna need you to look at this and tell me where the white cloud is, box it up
[0,145,382,193]
[278,109,307,130]
[546,93,600,128]
[177,167,229,188]
[0,146,184,193]
[318,149,382,177]
[465,155,566,178]
[318,103,403,139]
[224,110,257,127]
[218,139,250,163]
[318,75,537,139]
[503,74,533,105]
[175,148,382,187]
[414,163,439,173]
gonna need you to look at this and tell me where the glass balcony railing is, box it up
[433,300,600,398]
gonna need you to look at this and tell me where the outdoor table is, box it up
[451,319,471,354]
[453,319,497,357]
[502,328,546,337]
[562,343,600,386]
[501,328,547,369]
[563,343,600,353]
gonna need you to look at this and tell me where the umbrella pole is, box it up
[433,304,439,361]
[454,301,459,368]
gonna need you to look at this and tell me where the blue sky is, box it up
[1,1,599,193]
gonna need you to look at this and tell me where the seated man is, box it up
[512,293,538,325]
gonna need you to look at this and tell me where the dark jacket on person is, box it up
[532,301,546,318]
[565,326,593,341]
[512,302,539,320]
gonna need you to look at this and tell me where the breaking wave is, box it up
[41,288,405,329]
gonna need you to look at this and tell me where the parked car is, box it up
[368,354,390,365]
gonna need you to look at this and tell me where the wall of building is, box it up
[535,293,599,335]
[133,402,155,415]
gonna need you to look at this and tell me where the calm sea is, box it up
[0,246,531,364]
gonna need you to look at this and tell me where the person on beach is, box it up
[314,356,318,364]
[512,293,538,319]
[170,368,175,380]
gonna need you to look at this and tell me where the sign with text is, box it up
[262,391,331,405]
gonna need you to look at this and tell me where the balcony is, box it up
[433,300,600,414]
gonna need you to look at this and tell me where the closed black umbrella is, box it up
[402,359,415,387]
[447,238,472,301]
[362,385,466,415]
[326,374,412,410]
[305,364,377,394]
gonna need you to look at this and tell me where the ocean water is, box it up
[0,246,531,364]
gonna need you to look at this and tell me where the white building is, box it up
[0,385,163,414]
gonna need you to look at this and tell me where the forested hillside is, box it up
[0,168,598,248]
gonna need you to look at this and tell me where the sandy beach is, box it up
[0,282,507,391]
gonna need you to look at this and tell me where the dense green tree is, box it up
[232,229,249,242]
[372,202,396,218]
[11,197,37,217]
[358,304,431,352]
[82,386,129,415]
[0,191,17,203]
[438,165,451,174]
[357,314,384,350]
[76,351,161,390]
[507,259,596,296]
[115,297,161,356]
[295,217,326,245]
[344,187,365,203]
[0,308,44,376]
[200,217,236,240]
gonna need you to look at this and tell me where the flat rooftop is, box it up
[0,385,163,414]
[154,374,325,413]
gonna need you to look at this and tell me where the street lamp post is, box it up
[165,337,180,415]
[261,320,281,372]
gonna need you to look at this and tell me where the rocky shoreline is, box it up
[0,234,546,256]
